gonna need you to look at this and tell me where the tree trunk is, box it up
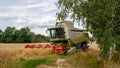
[109,43,115,61]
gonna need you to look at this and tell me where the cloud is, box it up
[28,16,56,24]
[8,0,57,13]
[31,27,48,35]
[0,11,27,20]
[0,23,2,27]
[9,3,51,10]
[0,0,58,36]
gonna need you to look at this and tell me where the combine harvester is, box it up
[25,21,89,55]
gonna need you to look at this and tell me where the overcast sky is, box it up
[0,0,83,36]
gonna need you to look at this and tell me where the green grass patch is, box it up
[22,58,47,68]
[21,56,59,68]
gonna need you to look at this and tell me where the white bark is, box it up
[109,43,115,61]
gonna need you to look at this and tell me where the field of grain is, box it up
[0,42,101,68]
[0,42,99,62]
[0,43,55,59]
[0,43,55,68]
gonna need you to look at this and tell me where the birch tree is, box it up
[57,0,120,60]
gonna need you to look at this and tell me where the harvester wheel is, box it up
[76,44,81,49]
[81,43,89,51]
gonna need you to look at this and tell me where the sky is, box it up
[0,0,83,36]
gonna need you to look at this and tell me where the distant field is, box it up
[0,43,49,49]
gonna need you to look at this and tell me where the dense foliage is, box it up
[57,0,120,58]
[0,27,49,43]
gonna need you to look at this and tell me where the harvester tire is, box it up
[81,43,88,51]
[76,44,81,49]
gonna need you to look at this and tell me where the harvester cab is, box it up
[47,21,89,54]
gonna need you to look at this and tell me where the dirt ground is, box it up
[88,41,100,51]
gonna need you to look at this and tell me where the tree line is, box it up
[0,27,49,43]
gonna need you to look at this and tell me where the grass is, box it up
[21,56,59,68]
[65,49,104,68]
[20,49,120,68]
[21,58,48,68]
[64,49,120,68]
[112,51,120,63]
[24,49,103,68]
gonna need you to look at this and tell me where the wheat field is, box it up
[0,43,55,68]
[0,43,55,59]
